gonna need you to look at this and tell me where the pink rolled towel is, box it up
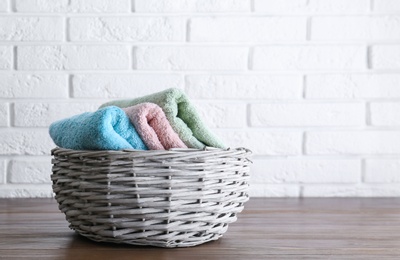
[122,103,187,150]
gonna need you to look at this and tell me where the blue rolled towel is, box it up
[49,106,148,150]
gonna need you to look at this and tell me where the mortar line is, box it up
[186,19,191,42]
[9,103,14,127]
[366,45,372,69]
[12,46,17,70]
[131,0,135,12]
[132,46,137,70]
[369,0,374,13]
[302,131,307,155]
[9,0,15,12]
[4,159,10,184]
[361,158,366,183]
[302,75,307,99]
[64,17,69,42]
[306,16,311,41]
[365,102,371,126]
[68,74,73,98]
[247,47,253,70]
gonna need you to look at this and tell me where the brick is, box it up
[0,185,53,198]
[252,158,360,184]
[249,184,299,197]
[17,45,130,70]
[250,103,365,127]
[69,17,184,42]
[0,160,4,184]
[0,74,68,98]
[365,159,400,183]
[0,103,8,126]
[252,46,366,70]
[0,46,12,70]
[214,130,302,155]
[15,0,130,13]
[136,46,247,71]
[373,0,400,13]
[193,102,246,128]
[0,129,54,155]
[186,74,302,99]
[306,74,400,99]
[0,17,62,41]
[0,0,8,12]
[306,131,400,155]
[8,158,52,184]
[14,102,100,127]
[371,45,400,69]
[73,74,183,98]
[254,0,369,14]
[302,184,400,197]
[370,102,400,126]
[190,17,306,42]
[135,0,250,12]
[312,16,400,40]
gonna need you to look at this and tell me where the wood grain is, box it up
[1,198,400,259]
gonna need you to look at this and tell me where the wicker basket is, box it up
[51,147,252,248]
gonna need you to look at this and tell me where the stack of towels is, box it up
[49,88,226,150]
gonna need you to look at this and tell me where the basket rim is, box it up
[51,146,252,156]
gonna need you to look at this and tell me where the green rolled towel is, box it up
[99,88,226,149]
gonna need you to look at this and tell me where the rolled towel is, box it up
[100,88,226,149]
[49,106,148,150]
[122,103,187,150]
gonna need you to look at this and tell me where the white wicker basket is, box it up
[51,147,252,248]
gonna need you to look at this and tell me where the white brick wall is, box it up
[252,159,361,184]
[250,103,365,127]
[373,0,400,13]
[134,0,251,13]
[1,0,399,198]
[72,74,183,98]
[0,103,8,126]
[254,0,370,14]
[370,102,400,126]
[0,17,63,41]
[195,102,247,128]
[135,46,248,70]
[371,45,400,69]
[0,129,53,155]
[186,74,303,99]
[15,0,131,13]
[306,131,400,155]
[189,17,307,42]
[0,0,7,12]
[311,16,400,40]
[365,159,400,183]
[305,74,400,99]
[0,160,5,183]
[8,159,51,184]
[17,45,130,70]
[253,46,366,70]
[0,74,68,98]
[215,130,302,156]
[13,102,100,126]
[69,17,185,42]
[0,46,12,69]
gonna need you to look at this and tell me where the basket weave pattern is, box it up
[51,147,252,247]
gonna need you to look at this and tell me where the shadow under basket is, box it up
[51,147,252,248]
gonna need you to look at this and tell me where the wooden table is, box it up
[1,198,400,259]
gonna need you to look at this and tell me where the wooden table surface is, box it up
[1,198,400,259]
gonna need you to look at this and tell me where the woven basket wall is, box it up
[51,147,252,248]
